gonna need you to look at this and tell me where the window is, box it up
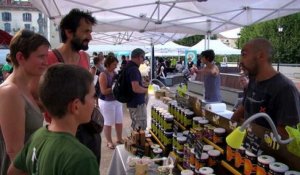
[23,13,32,22]
[4,23,11,33]
[2,12,11,21]
[24,24,30,30]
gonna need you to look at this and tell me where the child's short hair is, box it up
[39,64,93,118]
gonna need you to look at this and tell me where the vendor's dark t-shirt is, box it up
[126,61,146,108]
[243,73,300,128]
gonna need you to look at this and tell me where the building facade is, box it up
[0,0,60,47]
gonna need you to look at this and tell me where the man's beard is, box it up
[71,36,89,51]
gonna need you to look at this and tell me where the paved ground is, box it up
[100,104,131,175]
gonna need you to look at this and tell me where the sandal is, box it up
[106,142,115,149]
[116,140,124,144]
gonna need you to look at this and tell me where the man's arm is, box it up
[131,81,147,94]
[231,105,245,123]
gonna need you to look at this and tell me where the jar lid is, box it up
[164,115,174,120]
[208,150,221,157]
[151,144,160,149]
[269,162,289,173]
[177,136,187,142]
[176,150,184,155]
[181,169,194,175]
[238,146,245,150]
[203,145,214,151]
[198,119,209,124]
[257,155,275,164]
[193,117,202,121]
[285,171,300,175]
[213,127,226,134]
[164,131,173,135]
[153,148,163,154]
[185,111,194,115]
[199,167,214,174]
[183,130,190,136]
[176,132,183,137]
[184,109,191,113]
[245,150,256,157]
[201,153,209,160]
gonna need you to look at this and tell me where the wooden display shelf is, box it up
[149,130,165,151]
[176,164,184,171]
[202,137,224,155]
[221,161,242,175]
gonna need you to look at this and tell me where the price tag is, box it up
[244,132,261,155]
[194,140,204,158]
[187,132,196,147]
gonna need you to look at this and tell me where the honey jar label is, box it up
[256,165,267,175]
[234,152,244,168]
[244,159,256,175]
[226,146,235,162]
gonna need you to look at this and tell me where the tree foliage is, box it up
[174,34,217,46]
[238,13,300,63]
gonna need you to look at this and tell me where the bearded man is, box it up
[232,38,300,137]
[46,9,102,165]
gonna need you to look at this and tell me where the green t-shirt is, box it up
[14,127,99,175]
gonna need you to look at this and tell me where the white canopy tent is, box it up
[87,44,149,54]
[31,0,300,45]
[154,41,190,52]
[145,51,185,57]
[190,39,241,55]
[88,41,189,56]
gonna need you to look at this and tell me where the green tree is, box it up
[174,34,217,46]
[238,13,300,63]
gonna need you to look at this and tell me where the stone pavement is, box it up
[99,104,131,175]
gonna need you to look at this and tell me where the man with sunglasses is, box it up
[232,38,300,136]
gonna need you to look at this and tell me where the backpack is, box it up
[112,64,134,103]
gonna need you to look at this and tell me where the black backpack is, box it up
[112,64,134,103]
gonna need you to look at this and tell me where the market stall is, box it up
[110,88,300,175]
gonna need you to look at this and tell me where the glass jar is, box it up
[256,155,275,175]
[208,149,221,167]
[213,127,226,145]
[234,146,245,169]
[177,136,187,152]
[199,167,214,175]
[269,162,289,175]
[244,150,257,175]
[193,116,202,129]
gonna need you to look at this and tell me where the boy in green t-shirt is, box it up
[7,64,99,175]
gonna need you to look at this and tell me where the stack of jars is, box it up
[226,145,299,175]
[151,105,174,150]
[168,100,194,129]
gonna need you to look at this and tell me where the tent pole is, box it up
[207,31,211,49]
[151,44,155,79]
